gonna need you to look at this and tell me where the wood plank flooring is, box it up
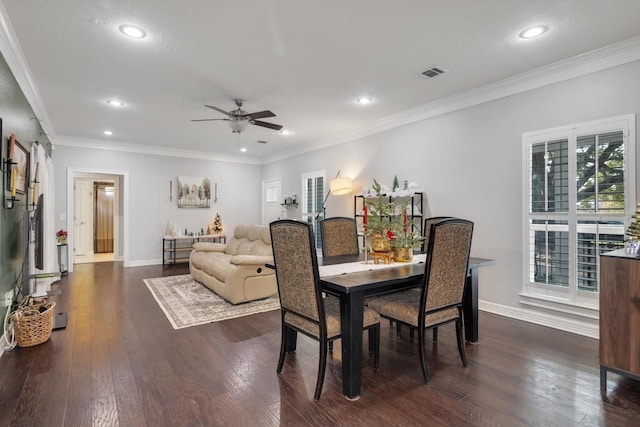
[1,261,639,426]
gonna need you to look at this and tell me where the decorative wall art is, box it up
[8,134,29,195]
[177,176,211,208]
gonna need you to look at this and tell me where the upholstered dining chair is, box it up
[319,217,360,257]
[421,216,454,253]
[367,218,473,383]
[399,216,456,341]
[269,219,380,400]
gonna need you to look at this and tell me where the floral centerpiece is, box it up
[362,179,424,262]
[56,229,68,244]
[389,200,424,261]
[362,179,397,253]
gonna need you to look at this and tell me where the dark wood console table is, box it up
[599,249,640,390]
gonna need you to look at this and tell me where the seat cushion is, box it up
[284,297,380,340]
[190,251,232,283]
[366,290,458,327]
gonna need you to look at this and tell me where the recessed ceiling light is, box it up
[103,130,113,136]
[519,25,548,39]
[119,24,147,39]
[106,99,125,107]
[356,96,373,105]
[240,147,247,152]
[280,129,293,135]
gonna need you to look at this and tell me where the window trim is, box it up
[521,114,636,313]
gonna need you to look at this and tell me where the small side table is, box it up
[57,243,68,274]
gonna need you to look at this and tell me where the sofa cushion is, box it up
[190,251,232,283]
[223,224,272,256]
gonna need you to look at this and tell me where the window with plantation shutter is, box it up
[301,171,326,248]
[522,115,635,311]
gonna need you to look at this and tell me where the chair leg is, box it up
[277,324,289,373]
[314,339,329,400]
[396,322,402,337]
[329,341,334,352]
[368,329,374,355]
[409,326,415,342]
[418,326,430,383]
[433,327,438,341]
[372,325,380,372]
[455,319,467,367]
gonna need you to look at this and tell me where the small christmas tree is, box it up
[209,212,224,235]
[392,175,399,192]
[626,202,640,241]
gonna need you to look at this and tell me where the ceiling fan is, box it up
[191,99,283,134]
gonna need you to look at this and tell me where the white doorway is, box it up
[67,168,129,272]
[262,178,282,225]
[73,178,116,264]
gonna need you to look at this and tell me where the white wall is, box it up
[53,145,263,265]
[262,60,640,336]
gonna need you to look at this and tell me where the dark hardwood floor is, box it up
[1,262,639,426]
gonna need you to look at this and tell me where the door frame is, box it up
[66,167,129,272]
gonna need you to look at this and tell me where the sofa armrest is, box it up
[230,255,274,266]
[193,242,226,252]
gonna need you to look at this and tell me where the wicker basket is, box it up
[13,301,55,347]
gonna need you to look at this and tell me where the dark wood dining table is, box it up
[317,254,495,400]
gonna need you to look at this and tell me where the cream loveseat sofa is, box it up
[189,224,277,304]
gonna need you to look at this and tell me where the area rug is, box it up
[143,274,280,329]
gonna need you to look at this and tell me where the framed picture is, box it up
[8,134,29,195]
[177,176,211,208]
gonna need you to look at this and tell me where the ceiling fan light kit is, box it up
[192,99,283,134]
[228,120,249,133]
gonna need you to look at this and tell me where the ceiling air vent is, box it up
[257,140,268,144]
[421,67,446,78]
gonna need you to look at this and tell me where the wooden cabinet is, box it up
[162,235,226,265]
[599,249,640,390]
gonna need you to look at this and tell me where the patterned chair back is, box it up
[421,219,473,313]
[421,216,454,253]
[319,217,359,257]
[270,220,323,324]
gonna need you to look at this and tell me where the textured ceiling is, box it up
[2,0,640,162]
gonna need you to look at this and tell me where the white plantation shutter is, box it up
[301,171,325,248]
[523,115,634,309]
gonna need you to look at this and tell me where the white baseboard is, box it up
[479,299,599,339]
[126,259,163,267]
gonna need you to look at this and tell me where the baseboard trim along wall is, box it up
[127,259,163,268]
[479,300,599,339]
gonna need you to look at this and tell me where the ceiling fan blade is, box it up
[252,120,283,131]
[191,118,228,122]
[204,105,230,115]
[247,110,276,120]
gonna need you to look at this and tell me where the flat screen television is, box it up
[34,193,44,270]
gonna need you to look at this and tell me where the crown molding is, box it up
[262,35,640,165]
[54,135,262,165]
[0,1,55,138]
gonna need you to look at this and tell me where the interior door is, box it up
[262,178,282,225]
[73,180,92,260]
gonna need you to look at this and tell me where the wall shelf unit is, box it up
[162,234,226,265]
